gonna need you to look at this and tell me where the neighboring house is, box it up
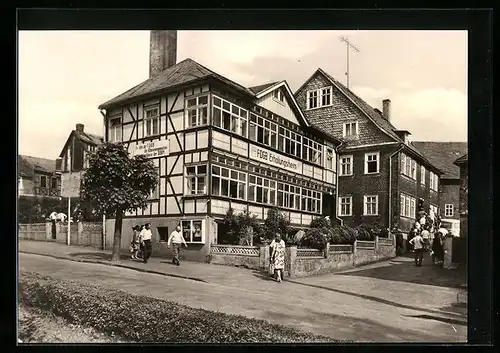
[56,123,103,198]
[411,142,467,236]
[97,30,341,261]
[18,155,60,198]
[294,68,444,235]
[454,153,468,238]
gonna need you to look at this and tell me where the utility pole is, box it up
[339,36,360,89]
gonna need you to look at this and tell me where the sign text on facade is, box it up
[249,144,302,173]
[132,139,169,158]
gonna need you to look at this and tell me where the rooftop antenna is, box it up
[339,36,360,89]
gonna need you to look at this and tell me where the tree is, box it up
[80,142,158,261]
[264,207,290,241]
[220,208,263,245]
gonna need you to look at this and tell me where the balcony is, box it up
[34,187,61,197]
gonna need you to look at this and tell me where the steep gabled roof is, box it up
[99,58,255,109]
[18,155,57,178]
[295,68,442,172]
[58,130,104,158]
[248,81,281,95]
[411,142,467,179]
[454,153,468,166]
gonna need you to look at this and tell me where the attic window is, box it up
[306,86,333,110]
[273,89,285,103]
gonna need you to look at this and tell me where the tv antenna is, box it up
[339,36,360,89]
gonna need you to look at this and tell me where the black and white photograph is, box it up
[17,15,483,344]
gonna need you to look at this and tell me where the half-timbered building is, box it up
[98,31,341,261]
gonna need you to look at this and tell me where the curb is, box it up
[19,251,207,283]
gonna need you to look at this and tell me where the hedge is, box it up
[19,271,334,343]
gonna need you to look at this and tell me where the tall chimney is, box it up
[149,30,177,78]
[382,99,391,121]
[76,123,84,133]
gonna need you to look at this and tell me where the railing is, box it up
[297,248,324,258]
[356,240,375,250]
[329,244,353,253]
[379,237,394,246]
[211,245,260,257]
[18,223,47,241]
[34,187,61,197]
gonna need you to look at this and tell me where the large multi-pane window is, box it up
[186,95,209,128]
[306,86,332,110]
[430,171,439,191]
[401,154,417,179]
[340,155,353,176]
[109,116,122,143]
[211,165,246,200]
[213,96,248,136]
[277,183,301,210]
[400,193,416,218]
[248,175,276,205]
[144,106,159,137]
[325,147,335,171]
[339,196,352,216]
[182,220,204,243]
[301,189,321,213]
[186,165,207,195]
[363,195,378,216]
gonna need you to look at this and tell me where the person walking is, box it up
[139,223,153,264]
[409,232,425,267]
[167,224,188,266]
[431,231,444,265]
[130,225,141,260]
[270,233,286,282]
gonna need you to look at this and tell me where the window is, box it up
[307,90,318,109]
[248,175,276,205]
[340,155,353,176]
[40,176,48,188]
[109,116,122,143]
[411,160,417,179]
[181,220,204,243]
[365,152,380,174]
[301,189,322,214]
[420,166,426,185]
[212,96,247,136]
[339,196,352,216]
[364,195,378,216]
[186,95,209,128]
[343,122,358,137]
[277,183,301,211]
[51,177,58,189]
[273,89,285,103]
[157,227,168,242]
[321,87,331,106]
[401,154,417,180]
[211,165,246,200]
[430,204,439,217]
[186,165,207,195]
[149,167,160,200]
[306,86,332,110]
[325,148,335,171]
[400,193,416,219]
[144,107,160,137]
[430,172,439,191]
[445,204,454,217]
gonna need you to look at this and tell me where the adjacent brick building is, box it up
[411,142,467,235]
[18,155,60,198]
[454,153,468,238]
[294,68,444,234]
[56,123,103,198]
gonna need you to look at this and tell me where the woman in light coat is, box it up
[270,233,286,282]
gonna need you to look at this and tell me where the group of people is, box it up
[130,223,188,266]
[408,209,448,267]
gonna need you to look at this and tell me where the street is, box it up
[19,249,466,342]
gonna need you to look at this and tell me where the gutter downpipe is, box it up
[388,143,405,235]
[99,109,107,250]
[334,141,344,226]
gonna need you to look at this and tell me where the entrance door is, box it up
[322,192,335,219]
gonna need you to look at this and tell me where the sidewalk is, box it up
[18,240,258,284]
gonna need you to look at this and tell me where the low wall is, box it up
[209,236,397,278]
[19,221,103,250]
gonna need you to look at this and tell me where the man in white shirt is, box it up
[409,233,425,267]
[168,224,187,266]
[57,212,67,223]
[49,211,58,239]
[139,223,153,264]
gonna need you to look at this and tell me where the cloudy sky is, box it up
[18,30,467,159]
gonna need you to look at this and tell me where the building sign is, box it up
[132,139,169,158]
[249,144,302,173]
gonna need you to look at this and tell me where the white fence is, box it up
[329,244,353,253]
[211,244,260,257]
[356,240,376,250]
[297,248,324,258]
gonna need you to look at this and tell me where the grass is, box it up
[19,271,335,343]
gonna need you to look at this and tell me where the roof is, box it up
[59,130,103,158]
[99,58,255,109]
[295,68,442,172]
[454,153,468,166]
[248,81,281,94]
[411,142,467,179]
[18,155,57,178]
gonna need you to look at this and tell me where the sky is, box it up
[18,30,467,159]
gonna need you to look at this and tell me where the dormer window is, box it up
[273,89,285,103]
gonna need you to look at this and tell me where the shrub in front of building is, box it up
[329,226,357,245]
[298,228,328,250]
[18,196,83,223]
[19,271,333,343]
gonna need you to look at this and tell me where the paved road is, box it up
[19,253,466,342]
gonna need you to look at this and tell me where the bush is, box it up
[299,228,328,250]
[310,217,331,229]
[355,224,373,241]
[329,226,357,245]
[19,272,332,343]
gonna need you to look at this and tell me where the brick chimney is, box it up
[76,123,84,133]
[382,99,391,121]
[149,30,177,78]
